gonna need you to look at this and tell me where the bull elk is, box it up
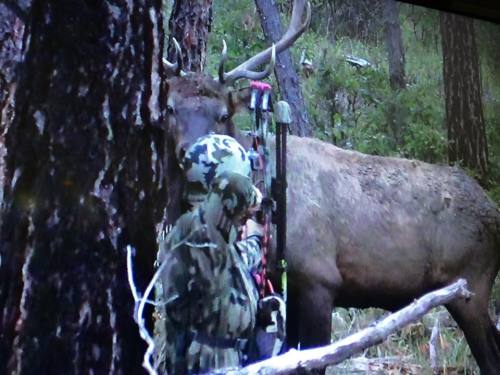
[163,0,310,160]
[161,1,500,374]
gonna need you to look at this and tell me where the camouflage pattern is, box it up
[235,236,262,274]
[156,172,262,374]
[181,134,252,205]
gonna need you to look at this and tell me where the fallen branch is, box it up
[232,278,471,375]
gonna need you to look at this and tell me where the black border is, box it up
[398,1,500,24]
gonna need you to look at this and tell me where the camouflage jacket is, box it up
[157,172,262,374]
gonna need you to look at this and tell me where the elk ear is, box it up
[229,87,252,114]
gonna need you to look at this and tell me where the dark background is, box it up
[401,0,500,24]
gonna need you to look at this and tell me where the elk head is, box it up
[163,0,311,161]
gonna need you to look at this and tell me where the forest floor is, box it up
[325,306,481,374]
[321,277,500,374]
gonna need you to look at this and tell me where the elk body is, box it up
[162,1,500,373]
[272,136,500,375]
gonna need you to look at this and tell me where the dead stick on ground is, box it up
[230,278,471,375]
[429,317,440,373]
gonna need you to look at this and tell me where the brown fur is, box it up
[166,75,250,157]
[270,136,500,374]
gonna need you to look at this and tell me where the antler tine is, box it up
[218,39,228,84]
[162,57,178,73]
[163,37,184,76]
[231,44,276,82]
[224,0,311,85]
[172,38,183,76]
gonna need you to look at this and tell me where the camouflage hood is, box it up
[200,171,261,243]
[181,134,252,206]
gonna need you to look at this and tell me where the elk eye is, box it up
[167,105,175,115]
[219,113,229,122]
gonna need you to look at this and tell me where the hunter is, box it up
[156,135,265,374]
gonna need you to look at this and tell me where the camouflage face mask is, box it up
[212,172,261,218]
[201,171,261,240]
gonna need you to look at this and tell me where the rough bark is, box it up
[0,5,24,118]
[234,279,471,374]
[383,0,405,91]
[167,0,213,73]
[0,4,24,205]
[0,0,31,22]
[383,0,406,148]
[255,0,312,137]
[0,1,168,373]
[440,12,488,184]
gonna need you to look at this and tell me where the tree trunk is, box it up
[0,5,24,118]
[0,4,25,205]
[0,1,168,373]
[383,0,405,91]
[440,12,488,184]
[0,1,31,22]
[255,0,312,137]
[383,0,406,148]
[167,0,213,73]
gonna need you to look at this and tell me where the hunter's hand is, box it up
[248,187,263,214]
[243,219,264,239]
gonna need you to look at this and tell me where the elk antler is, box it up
[222,0,311,85]
[218,40,228,84]
[162,37,183,76]
[219,40,276,84]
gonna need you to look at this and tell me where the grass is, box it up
[327,274,500,373]
[326,297,498,374]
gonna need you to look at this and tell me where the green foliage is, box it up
[399,84,446,163]
[297,28,447,162]
[479,21,500,194]
[209,0,266,77]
